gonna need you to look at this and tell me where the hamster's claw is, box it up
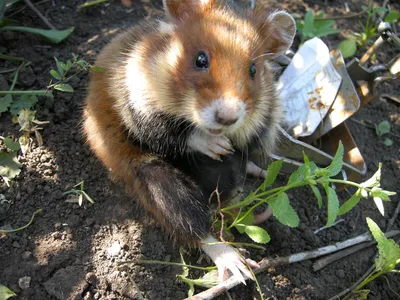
[246,161,267,178]
[187,131,233,161]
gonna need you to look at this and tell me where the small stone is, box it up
[107,241,121,257]
[336,269,345,279]
[85,272,98,287]
[22,251,32,260]
[18,276,31,290]
[12,241,21,248]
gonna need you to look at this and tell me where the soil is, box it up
[0,0,399,299]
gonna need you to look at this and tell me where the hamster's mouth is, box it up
[207,128,223,135]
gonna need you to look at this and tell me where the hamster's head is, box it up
[159,0,295,145]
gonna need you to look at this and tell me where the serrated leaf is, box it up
[303,10,315,38]
[269,192,299,227]
[2,137,20,151]
[10,95,38,115]
[383,138,393,147]
[54,83,74,93]
[338,39,357,58]
[0,94,13,114]
[339,190,361,215]
[288,164,307,185]
[367,217,400,272]
[0,284,16,300]
[329,141,344,177]
[0,151,22,181]
[310,184,323,209]
[375,120,391,136]
[244,225,270,243]
[385,11,400,23]
[50,69,61,80]
[1,26,74,44]
[324,185,339,227]
[261,159,283,189]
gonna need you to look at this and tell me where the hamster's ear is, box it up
[260,11,296,58]
[163,0,215,20]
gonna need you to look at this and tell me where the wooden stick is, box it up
[185,230,400,300]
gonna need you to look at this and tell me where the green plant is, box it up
[0,0,73,44]
[64,181,95,206]
[344,218,400,299]
[0,284,16,299]
[48,53,104,93]
[0,208,42,237]
[218,142,395,245]
[338,5,400,58]
[0,136,21,186]
[375,120,393,147]
[295,10,340,43]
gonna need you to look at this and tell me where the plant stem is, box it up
[325,179,371,192]
[0,90,49,95]
[117,259,217,271]
[0,53,25,61]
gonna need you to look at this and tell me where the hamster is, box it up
[83,0,295,283]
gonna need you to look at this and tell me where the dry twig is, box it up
[23,0,56,30]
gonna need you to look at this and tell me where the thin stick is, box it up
[23,0,56,30]
[313,241,375,271]
[386,199,400,232]
[185,230,400,300]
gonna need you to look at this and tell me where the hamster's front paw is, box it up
[246,161,267,178]
[187,131,234,161]
[201,235,260,283]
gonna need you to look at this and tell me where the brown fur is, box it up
[83,0,295,245]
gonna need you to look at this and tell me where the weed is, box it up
[344,218,400,299]
[295,10,340,43]
[338,5,400,58]
[218,142,395,246]
[0,208,42,237]
[0,0,73,44]
[375,120,393,147]
[64,181,95,206]
[0,136,21,186]
[48,53,104,93]
[0,284,16,299]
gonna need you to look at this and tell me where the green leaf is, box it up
[244,225,270,243]
[54,83,74,93]
[372,7,387,14]
[361,163,381,189]
[0,26,74,44]
[310,184,323,209]
[383,138,393,147]
[269,192,299,227]
[338,39,357,58]
[367,217,400,272]
[302,11,315,38]
[81,191,95,204]
[50,69,61,80]
[375,120,391,136]
[0,151,22,182]
[339,190,361,215]
[0,94,12,114]
[91,66,105,72]
[328,141,344,177]
[287,164,307,185]
[373,196,385,216]
[0,284,16,300]
[324,185,339,227]
[54,57,65,76]
[385,11,400,23]
[10,95,38,115]
[261,159,283,189]
[2,137,20,151]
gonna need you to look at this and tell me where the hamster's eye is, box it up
[250,63,256,79]
[195,51,209,69]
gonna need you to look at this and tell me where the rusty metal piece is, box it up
[302,50,360,142]
[271,125,366,182]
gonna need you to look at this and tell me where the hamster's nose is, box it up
[215,112,238,126]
